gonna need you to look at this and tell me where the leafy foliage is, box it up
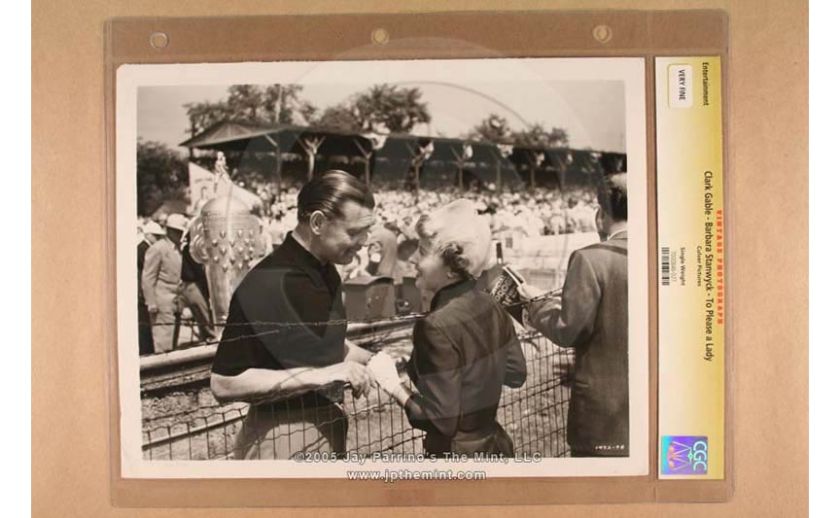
[464,113,513,143]
[184,83,431,137]
[316,104,364,133]
[136,140,188,216]
[183,84,317,136]
[511,122,569,148]
[349,84,431,133]
[465,114,569,148]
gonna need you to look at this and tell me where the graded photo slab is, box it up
[115,57,649,479]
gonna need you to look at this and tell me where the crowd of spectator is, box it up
[141,180,598,282]
[136,180,598,354]
[247,181,598,280]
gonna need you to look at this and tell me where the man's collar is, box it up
[285,232,326,265]
[607,228,628,241]
[431,278,477,311]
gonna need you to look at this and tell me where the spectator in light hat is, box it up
[137,220,166,355]
[140,213,187,353]
[144,220,165,236]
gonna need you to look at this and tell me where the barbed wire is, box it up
[139,287,564,330]
[142,342,573,432]
[141,347,575,459]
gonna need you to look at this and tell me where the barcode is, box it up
[661,247,671,286]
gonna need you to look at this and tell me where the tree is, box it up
[511,123,569,148]
[262,84,318,125]
[314,84,431,134]
[136,140,189,216]
[184,83,432,137]
[464,113,513,143]
[184,101,232,137]
[226,85,264,123]
[352,84,431,133]
[315,104,364,132]
[183,84,318,137]
[465,115,570,148]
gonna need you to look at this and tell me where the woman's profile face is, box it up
[414,237,454,294]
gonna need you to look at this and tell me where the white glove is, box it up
[368,352,401,394]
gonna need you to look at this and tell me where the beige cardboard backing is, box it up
[33,0,807,516]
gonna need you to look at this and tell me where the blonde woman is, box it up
[370,200,527,456]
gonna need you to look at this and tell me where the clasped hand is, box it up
[367,352,402,394]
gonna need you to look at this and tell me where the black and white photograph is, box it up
[115,57,649,478]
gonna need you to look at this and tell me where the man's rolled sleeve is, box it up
[528,250,601,348]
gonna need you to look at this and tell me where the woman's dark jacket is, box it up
[404,278,527,453]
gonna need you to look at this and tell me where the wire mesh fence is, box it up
[142,330,573,460]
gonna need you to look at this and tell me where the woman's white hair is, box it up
[415,199,493,278]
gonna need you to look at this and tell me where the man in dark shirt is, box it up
[210,170,377,459]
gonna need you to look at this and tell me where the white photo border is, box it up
[115,57,649,478]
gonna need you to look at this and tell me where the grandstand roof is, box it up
[179,120,281,149]
[179,120,388,158]
[178,120,626,176]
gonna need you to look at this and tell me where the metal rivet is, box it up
[149,32,169,50]
[371,28,389,45]
[592,25,613,44]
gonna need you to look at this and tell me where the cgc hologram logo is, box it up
[661,436,708,475]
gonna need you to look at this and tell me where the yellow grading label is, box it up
[656,57,725,479]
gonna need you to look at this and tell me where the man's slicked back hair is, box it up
[596,172,628,222]
[297,170,376,223]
